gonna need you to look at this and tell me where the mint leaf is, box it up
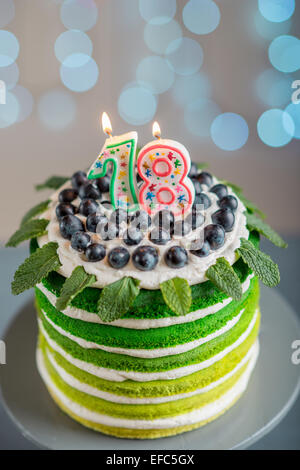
[224,182,266,219]
[35,176,69,191]
[97,277,140,322]
[160,278,192,316]
[197,162,208,170]
[6,219,49,247]
[21,200,51,225]
[237,238,280,287]
[56,266,96,311]
[221,180,243,193]
[206,258,243,300]
[12,242,61,295]
[246,213,287,248]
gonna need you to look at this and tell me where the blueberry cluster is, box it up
[55,167,239,271]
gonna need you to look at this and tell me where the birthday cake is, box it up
[7,123,286,439]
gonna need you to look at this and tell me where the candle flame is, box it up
[102,112,112,136]
[152,121,161,139]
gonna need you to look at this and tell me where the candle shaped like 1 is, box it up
[137,122,195,217]
[88,113,139,212]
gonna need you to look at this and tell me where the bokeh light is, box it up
[0,30,19,67]
[60,0,98,32]
[255,69,294,107]
[118,83,157,126]
[60,55,99,92]
[38,89,77,130]
[284,103,300,139]
[183,0,220,35]
[0,62,19,90]
[258,0,295,23]
[55,30,93,65]
[0,90,19,128]
[136,56,174,94]
[0,0,15,29]
[211,113,249,151]
[257,109,294,147]
[166,37,203,76]
[144,18,182,54]
[268,35,300,73]
[139,0,176,25]
[13,85,34,122]
[172,73,211,107]
[184,98,220,137]
[254,12,291,40]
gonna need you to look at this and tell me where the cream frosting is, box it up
[36,273,254,329]
[38,309,258,382]
[37,178,249,289]
[41,307,244,358]
[36,341,258,429]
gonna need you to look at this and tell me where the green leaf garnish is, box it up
[160,277,192,316]
[237,238,280,287]
[56,266,96,311]
[197,162,208,170]
[35,176,69,191]
[21,200,51,226]
[206,258,243,301]
[246,213,287,248]
[6,219,49,247]
[12,242,61,295]
[221,180,243,193]
[224,181,266,219]
[97,277,140,322]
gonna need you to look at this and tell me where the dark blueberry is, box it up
[218,195,238,212]
[79,182,101,200]
[71,231,91,253]
[188,161,198,179]
[79,199,99,217]
[56,203,76,219]
[153,210,175,232]
[185,211,205,230]
[101,200,113,210]
[210,184,228,199]
[165,246,188,269]
[71,171,88,189]
[85,243,106,262]
[136,172,143,184]
[196,172,213,187]
[124,226,144,246]
[211,208,235,232]
[131,210,152,231]
[110,209,129,226]
[149,227,171,245]
[59,188,78,203]
[193,193,211,210]
[59,215,85,240]
[100,222,119,241]
[190,241,210,258]
[204,224,225,250]
[192,178,202,195]
[132,246,159,271]
[108,247,130,269]
[86,213,108,233]
[96,176,110,193]
[173,220,192,237]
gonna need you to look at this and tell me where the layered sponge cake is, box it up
[8,163,285,439]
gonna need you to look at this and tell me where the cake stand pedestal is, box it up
[1,286,300,450]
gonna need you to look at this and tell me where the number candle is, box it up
[137,122,195,217]
[88,112,139,212]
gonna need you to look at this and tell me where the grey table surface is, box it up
[0,238,299,450]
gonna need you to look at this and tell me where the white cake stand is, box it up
[1,285,300,450]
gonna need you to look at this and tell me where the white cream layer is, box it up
[41,307,244,358]
[37,342,258,429]
[36,274,254,330]
[44,341,258,405]
[38,309,258,382]
[37,179,249,289]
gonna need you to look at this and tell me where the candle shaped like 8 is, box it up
[137,123,195,217]
[88,113,139,212]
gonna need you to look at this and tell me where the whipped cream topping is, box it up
[37,177,249,289]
